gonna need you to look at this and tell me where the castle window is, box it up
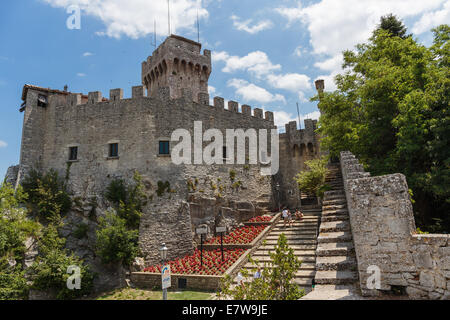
[69,147,78,161]
[37,94,48,108]
[159,141,170,155]
[109,143,119,158]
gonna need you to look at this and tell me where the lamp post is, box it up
[276,183,280,212]
[159,243,168,300]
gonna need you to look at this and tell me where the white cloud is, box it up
[266,73,311,92]
[277,0,448,90]
[413,1,450,34]
[273,110,321,131]
[228,79,286,104]
[293,46,303,57]
[83,52,94,57]
[212,51,281,78]
[77,73,86,77]
[0,140,7,148]
[231,15,273,34]
[43,0,208,39]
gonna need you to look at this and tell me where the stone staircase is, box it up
[302,163,363,300]
[234,207,321,295]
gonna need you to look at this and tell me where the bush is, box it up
[95,211,139,266]
[29,222,94,300]
[21,169,72,222]
[73,223,89,239]
[106,172,147,229]
[218,234,304,300]
[0,266,29,300]
[294,157,330,199]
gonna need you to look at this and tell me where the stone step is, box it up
[314,271,358,285]
[317,232,352,243]
[258,244,317,251]
[324,194,346,201]
[316,256,357,271]
[322,204,347,211]
[316,242,354,256]
[266,234,317,240]
[321,209,348,216]
[252,250,316,257]
[270,231,318,236]
[301,285,362,300]
[243,262,316,270]
[233,277,313,286]
[247,255,316,263]
[319,221,350,233]
[322,199,347,206]
[240,268,316,279]
[264,239,317,245]
[321,215,349,222]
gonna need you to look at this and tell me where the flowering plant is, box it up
[143,248,245,275]
[248,215,272,223]
[205,225,267,245]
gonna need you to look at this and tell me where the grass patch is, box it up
[96,288,214,300]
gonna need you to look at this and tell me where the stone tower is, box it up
[142,34,212,103]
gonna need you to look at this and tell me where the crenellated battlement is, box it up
[63,85,274,124]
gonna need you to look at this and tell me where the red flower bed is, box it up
[205,225,267,245]
[248,215,272,223]
[143,248,245,275]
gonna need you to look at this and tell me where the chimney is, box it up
[315,79,324,93]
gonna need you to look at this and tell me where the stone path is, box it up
[302,164,363,300]
[234,207,321,295]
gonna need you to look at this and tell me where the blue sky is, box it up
[0,0,448,180]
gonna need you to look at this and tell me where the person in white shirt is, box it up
[282,209,289,228]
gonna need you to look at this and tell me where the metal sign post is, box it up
[196,225,208,270]
[161,264,171,300]
[216,226,227,261]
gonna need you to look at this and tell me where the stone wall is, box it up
[278,119,321,208]
[340,151,450,299]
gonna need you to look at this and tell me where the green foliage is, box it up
[156,180,171,197]
[295,157,330,199]
[106,172,147,229]
[95,211,139,266]
[30,224,94,300]
[218,234,304,300]
[377,14,408,39]
[21,169,72,222]
[315,20,450,231]
[73,223,89,239]
[229,170,236,181]
[0,266,29,300]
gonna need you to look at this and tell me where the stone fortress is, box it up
[5,34,449,299]
[7,35,321,291]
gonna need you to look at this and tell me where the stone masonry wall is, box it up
[340,151,450,299]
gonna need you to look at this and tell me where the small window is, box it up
[222,146,227,159]
[69,147,78,161]
[109,143,119,158]
[37,95,48,108]
[159,141,170,155]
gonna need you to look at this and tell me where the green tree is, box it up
[218,234,304,300]
[21,169,72,222]
[105,171,147,229]
[315,20,449,231]
[95,211,139,266]
[294,157,330,201]
[377,14,408,38]
[30,224,94,300]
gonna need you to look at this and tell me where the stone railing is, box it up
[340,151,449,300]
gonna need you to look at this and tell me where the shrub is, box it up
[21,169,72,222]
[95,211,139,266]
[30,224,94,300]
[294,157,330,199]
[73,223,89,239]
[218,233,304,300]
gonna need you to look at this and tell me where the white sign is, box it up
[196,227,208,234]
[216,226,226,233]
[161,265,171,289]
